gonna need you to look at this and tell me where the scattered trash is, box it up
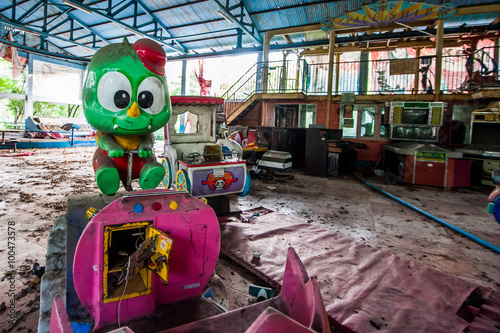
[32,263,46,278]
[248,285,277,302]
[242,213,260,223]
[0,152,36,157]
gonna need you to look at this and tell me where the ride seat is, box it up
[203,144,223,162]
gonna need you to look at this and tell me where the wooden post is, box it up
[262,32,271,93]
[413,47,421,94]
[261,101,267,126]
[326,31,335,129]
[335,52,341,95]
[280,51,287,92]
[434,20,444,100]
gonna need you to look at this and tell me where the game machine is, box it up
[383,102,471,187]
[457,101,500,186]
[44,38,330,333]
[237,129,292,175]
[161,96,251,200]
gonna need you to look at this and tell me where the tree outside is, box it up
[0,58,82,128]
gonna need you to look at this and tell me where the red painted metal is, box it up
[49,296,73,333]
[170,96,224,106]
[245,307,316,333]
[178,160,246,168]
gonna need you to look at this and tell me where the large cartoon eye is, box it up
[137,77,165,115]
[97,72,132,112]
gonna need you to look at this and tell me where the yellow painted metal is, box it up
[103,222,151,303]
[169,201,179,210]
[146,226,173,284]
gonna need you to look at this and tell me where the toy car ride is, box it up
[161,96,251,198]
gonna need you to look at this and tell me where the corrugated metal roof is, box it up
[0,0,498,61]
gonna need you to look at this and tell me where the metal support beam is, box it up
[358,52,369,95]
[25,54,34,121]
[135,0,188,53]
[60,0,187,53]
[181,59,187,95]
[211,0,262,45]
[236,28,242,48]
[0,19,98,51]
[15,0,44,23]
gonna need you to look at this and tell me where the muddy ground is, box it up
[0,146,266,332]
[1,145,499,332]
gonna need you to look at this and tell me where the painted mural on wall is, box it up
[321,0,456,30]
[82,37,171,195]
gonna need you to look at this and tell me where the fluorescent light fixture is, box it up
[125,27,147,37]
[217,10,233,24]
[62,0,93,14]
[394,21,434,37]
[10,26,40,36]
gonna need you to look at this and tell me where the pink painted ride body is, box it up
[72,189,220,330]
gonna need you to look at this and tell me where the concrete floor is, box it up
[231,172,500,291]
[0,146,499,332]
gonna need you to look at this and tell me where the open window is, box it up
[174,111,200,134]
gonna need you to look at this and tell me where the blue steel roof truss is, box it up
[0,0,499,62]
[210,0,262,45]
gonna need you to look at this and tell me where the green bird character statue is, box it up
[82,37,171,195]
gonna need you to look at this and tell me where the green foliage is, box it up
[0,58,82,125]
[169,72,201,96]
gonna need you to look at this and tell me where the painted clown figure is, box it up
[82,37,171,195]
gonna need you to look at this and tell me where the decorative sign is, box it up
[390,59,418,75]
[341,93,355,102]
[343,118,355,128]
[321,0,456,30]
[201,171,238,191]
[416,151,446,162]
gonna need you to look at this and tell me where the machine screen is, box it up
[401,108,429,125]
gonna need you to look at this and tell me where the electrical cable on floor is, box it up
[354,174,500,254]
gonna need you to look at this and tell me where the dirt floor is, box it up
[1,146,499,332]
[0,146,275,333]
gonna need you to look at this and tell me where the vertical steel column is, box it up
[434,20,444,100]
[25,54,34,121]
[41,0,48,50]
[494,38,499,81]
[11,0,16,21]
[181,59,187,95]
[236,28,242,49]
[326,31,335,129]
[358,52,369,95]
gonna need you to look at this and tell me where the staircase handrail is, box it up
[222,62,259,100]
